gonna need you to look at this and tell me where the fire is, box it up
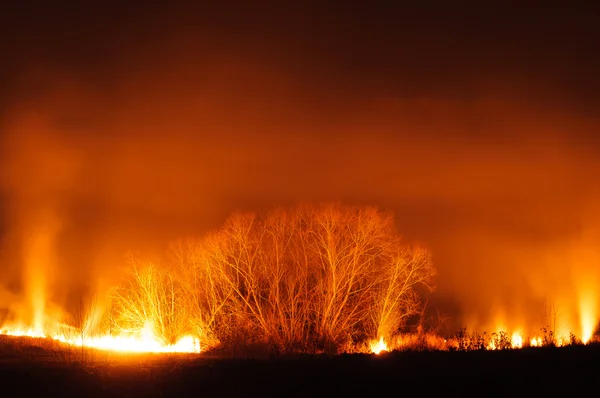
[370,337,388,354]
[0,322,201,354]
[64,333,200,353]
[486,331,523,350]
[23,219,58,337]
[578,289,598,344]
[511,332,523,349]
[1,205,597,357]
[530,337,542,347]
[1,327,46,339]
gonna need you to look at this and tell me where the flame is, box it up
[23,222,56,336]
[0,322,201,354]
[578,288,597,344]
[511,332,523,348]
[530,337,542,347]
[0,221,203,355]
[2,216,596,357]
[370,337,388,354]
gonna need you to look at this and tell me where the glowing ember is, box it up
[370,337,388,354]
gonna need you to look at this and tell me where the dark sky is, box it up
[1,2,600,333]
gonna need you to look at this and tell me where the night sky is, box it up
[1,2,600,331]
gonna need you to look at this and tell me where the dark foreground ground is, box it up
[1,342,599,397]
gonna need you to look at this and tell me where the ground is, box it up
[1,337,599,397]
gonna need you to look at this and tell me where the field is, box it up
[1,336,599,397]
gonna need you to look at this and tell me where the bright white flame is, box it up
[370,337,388,354]
[61,333,200,353]
[1,327,47,339]
[511,332,523,349]
[1,323,200,354]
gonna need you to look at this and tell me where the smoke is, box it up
[1,12,599,338]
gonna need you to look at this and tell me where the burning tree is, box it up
[189,210,311,351]
[184,203,436,353]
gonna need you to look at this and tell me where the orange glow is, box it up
[473,273,599,350]
[3,103,600,357]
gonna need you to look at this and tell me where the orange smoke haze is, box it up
[1,3,599,342]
